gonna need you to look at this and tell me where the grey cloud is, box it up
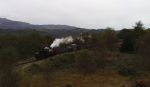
[0,0,149,29]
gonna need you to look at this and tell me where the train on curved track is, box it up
[16,43,97,66]
[34,43,96,60]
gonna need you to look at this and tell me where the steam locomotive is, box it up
[34,44,78,60]
[34,43,96,60]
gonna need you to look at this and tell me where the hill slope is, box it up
[0,18,78,30]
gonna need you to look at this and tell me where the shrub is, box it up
[75,50,99,74]
[64,84,73,87]
[50,53,76,69]
[137,30,150,57]
[118,65,136,76]
[0,69,19,87]
[27,64,43,75]
[0,47,19,87]
[118,29,136,53]
[93,28,120,51]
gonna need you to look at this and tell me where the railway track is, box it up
[15,57,36,66]
[15,44,99,66]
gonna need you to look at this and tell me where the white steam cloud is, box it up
[50,36,74,48]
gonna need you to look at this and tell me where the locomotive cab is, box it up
[34,47,51,60]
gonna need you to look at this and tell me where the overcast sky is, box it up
[0,0,149,29]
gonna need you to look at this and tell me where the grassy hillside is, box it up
[1,27,150,87]
[17,50,150,87]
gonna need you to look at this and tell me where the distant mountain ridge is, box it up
[0,18,78,30]
[0,18,104,37]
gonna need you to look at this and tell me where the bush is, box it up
[0,69,19,87]
[50,53,76,69]
[0,30,53,59]
[27,64,43,75]
[0,47,19,68]
[64,84,73,87]
[75,50,99,74]
[93,28,120,51]
[118,29,136,53]
[137,30,150,57]
[118,65,136,76]
[0,47,19,87]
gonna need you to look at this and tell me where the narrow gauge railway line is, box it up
[15,57,36,66]
[15,44,98,66]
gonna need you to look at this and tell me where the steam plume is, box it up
[50,36,74,48]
